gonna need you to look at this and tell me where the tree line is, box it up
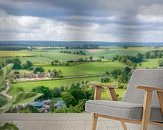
[60,50,86,55]
[112,50,163,67]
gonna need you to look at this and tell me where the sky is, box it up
[0,0,163,42]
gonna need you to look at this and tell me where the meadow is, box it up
[0,46,162,106]
[42,61,126,76]
[139,58,161,68]
[9,77,100,96]
[0,51,34,57]
[1,47,162,64]
[86,47,161,58]
[9,77,126,102]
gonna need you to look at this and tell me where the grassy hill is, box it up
[0,51,34,57]
[139,58,160,68]
[0,50,88,64]
[9,78,126,103]
[1,47,162,64]
[9,77,99,96]
[1,47,162,106]
[86,47,162,58]
[43,61,126,76]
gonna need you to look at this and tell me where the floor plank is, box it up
[0,113,125,130]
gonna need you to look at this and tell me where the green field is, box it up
[1,47,162,64]
[9,77,100,96]
[8,60,127,105]
[0,51,34,57]
[42,61,127,76]
[0,50,89,64]
[0,47,162,65]
[18,56,53,64]
[9,78,125,102]
[86,47,161,58]
[140,58,161,68]
[30,51,88,63]
[9,58,159,96]
[1,47,162,106]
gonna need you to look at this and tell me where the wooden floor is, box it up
[0,113,140,130]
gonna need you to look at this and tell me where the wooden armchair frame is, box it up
[89,83,163,130]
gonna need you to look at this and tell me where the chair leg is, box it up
[121,121,127,130]
[92,113,98,130]
[141,90,153,130]
[141,122,148,130]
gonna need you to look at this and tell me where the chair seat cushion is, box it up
[85,100,163,122]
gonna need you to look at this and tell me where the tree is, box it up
[145,52,150,59]
[62,83,93,108]
[0,123,19,130]
[110,69,122,79]
[50,69,57,78]
[22,61,33,70]
[32,86,53,99]
[0,95,7,107]
[51,61,54,66]
[0,70,4,79]
[13,71,20,79]
[57,70,63,77]
[52,87,62,97]
[159,60,163,67]
[118,67,132,83]
[100,77,110,83]
[33,67,44,74]
[158,52,162,58]
[62,93,77,107]
[124,66,131,74]
[49,69,63,78]
[89,56,93,61]
[20,105,39,113]
[7,58,21,69]
[150,52,156,59]
[78,58,84,62]
[16,87,24,92]
[136,53,144,62]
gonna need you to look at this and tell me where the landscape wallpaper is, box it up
[0,0,163,130]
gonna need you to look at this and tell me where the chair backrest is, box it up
[123,69,163,107]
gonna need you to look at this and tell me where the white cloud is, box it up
[0,13,64,40]
[1,1,163,42]
[1,12,163,42]
[137,4,163,23]
[0,10,117,41]
[140,4,163,16]
[63,15,117,22]
[137,14,163,23]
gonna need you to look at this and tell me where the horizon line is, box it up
[0,40,163,43]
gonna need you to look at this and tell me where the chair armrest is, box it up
[137,86,163,116]
[137,86,163,92]
[89,82,114,89]
[89,82,117,101]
